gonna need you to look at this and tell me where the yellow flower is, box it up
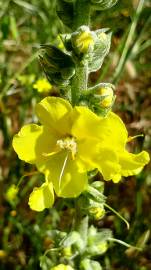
[33,78,52,93]
[13,97,149,211]
[51,264,74,270]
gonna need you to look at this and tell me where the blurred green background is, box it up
[0,0,151,269]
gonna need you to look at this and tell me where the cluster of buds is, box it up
[61,26,111,73]
[39,25,113,115]
[77,181,106,220]
[51,217,111,269]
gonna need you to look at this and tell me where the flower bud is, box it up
[62,246,72,257]
[98,87,114,108]
[89,206,105,220]
[5,184,18,203]
[72,26,95,54]
[51,264,74,270]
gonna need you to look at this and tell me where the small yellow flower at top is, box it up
[98,87,114,108]
[51,264,74,270]
[5,184,18,203]
[33,78,52,94]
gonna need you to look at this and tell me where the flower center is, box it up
[56,137,77,159]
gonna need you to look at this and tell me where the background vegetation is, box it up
[0,0,151,269]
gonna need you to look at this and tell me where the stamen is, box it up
[127,134,144,142]
[56,137,77,159]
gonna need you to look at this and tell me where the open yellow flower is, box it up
[13,97,149,211]
[33,78,52,94]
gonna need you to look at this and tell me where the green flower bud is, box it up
[62,246,72,257]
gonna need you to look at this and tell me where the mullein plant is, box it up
[12,0,149,269]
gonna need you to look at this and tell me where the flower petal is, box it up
[71,106,102,139]
[78,137,101,171]
[93,147,121,181]
[119,150,150,177]
[13,124,57,163]
[99,112,128,150]
[37,151,88,198]
[35,97,72,135]
[72,107,128,150]
[78,138,121,180]
[28,182,54,211]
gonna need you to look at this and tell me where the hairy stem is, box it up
[71,0,90,105]
[73,0,91,30]
[71,63,88,105]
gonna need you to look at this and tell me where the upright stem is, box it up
[71,63,88,105]
[73,0,91,30]
[71,0,90,105]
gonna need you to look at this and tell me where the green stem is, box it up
[71,63,88,105]
[73,0,91,29]
[71,0,90,105]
